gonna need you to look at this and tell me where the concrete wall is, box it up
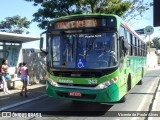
[22,49,46,84]
[147,52,158,68]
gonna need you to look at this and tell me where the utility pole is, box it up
[144,26,154,54]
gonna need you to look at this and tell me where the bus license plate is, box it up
[69,92,82,97]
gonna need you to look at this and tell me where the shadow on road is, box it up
[42,101,113,117]
[0,85,46,109]
[129,92,154,95]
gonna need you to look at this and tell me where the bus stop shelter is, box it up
[0,32,39,43]
[0,32,40,88]
[0,32,40,66]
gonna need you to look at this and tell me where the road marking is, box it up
[0,94,47,111]
[131,77,159,120]
[148,79,160,120]
[151,82,160,110]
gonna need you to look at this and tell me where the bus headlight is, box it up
[46,77,58,86]
[96,77,118,89]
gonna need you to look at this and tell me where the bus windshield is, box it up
[50,32,118,69]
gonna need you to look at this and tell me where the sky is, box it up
[0,0,159,48]
[0,0,42,49]
[130,0,160,42]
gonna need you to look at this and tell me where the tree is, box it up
[25,0,83,29]
[152,37,160,50]
[0,15,31,34]
[24,0,151,29]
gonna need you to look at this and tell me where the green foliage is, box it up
[80,0,131,16]
[0,15,31,34]
[24,0,151,30]
[31,0,83,29]
[122,0,151,23]
[152,37,160,50]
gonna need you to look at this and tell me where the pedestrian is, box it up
[1,59,11,94]
[20,62,29,97]
[0,74,3,89]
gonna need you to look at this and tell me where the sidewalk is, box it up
[147,79,160,120]
[147,65,160,120]
[0,83,46,111]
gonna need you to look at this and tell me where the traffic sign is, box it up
[144,26,154,35]
[135,29,144,35]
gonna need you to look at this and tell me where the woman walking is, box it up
[20,62,29,97]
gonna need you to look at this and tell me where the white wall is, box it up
[147,52,158,68]
[23,49,46,84]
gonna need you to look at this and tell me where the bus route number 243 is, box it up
[88,79,97,84]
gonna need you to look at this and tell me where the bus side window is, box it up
[135,37,137,56]
[130,33,133,56]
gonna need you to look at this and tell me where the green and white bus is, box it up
[40,14,147,102]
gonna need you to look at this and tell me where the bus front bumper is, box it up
[46,81,120,103]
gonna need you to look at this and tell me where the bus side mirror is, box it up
[120,36,129,56]
[40,31,48,54]
[40,37,43,49]
[120,36,129,50]
[119,36,124,41]
[40,37,47,54]
[124,41,129,50]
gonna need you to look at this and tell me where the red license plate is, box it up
[69,92,82,97]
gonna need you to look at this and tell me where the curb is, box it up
[0,94,47,111]
[147,79,160,120]
[131,76,160,120]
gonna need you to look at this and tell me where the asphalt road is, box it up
[1,68,160,120]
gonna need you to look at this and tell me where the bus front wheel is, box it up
[120,75,131,103]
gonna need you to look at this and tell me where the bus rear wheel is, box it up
[120,96,126,103]
[137,69,144,85]
[137,79,142,85]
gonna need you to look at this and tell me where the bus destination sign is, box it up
[54,19,99,30]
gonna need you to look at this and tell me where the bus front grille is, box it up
[53,71,103,78]
[57,83,97,87]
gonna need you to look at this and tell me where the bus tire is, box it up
[137,79,142,85]
[127,74,131,91]
[137,68,144,85]
[71,100,82,104]
[120,74,132,103]
[120,96,126,103]
[119,75,131,103]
